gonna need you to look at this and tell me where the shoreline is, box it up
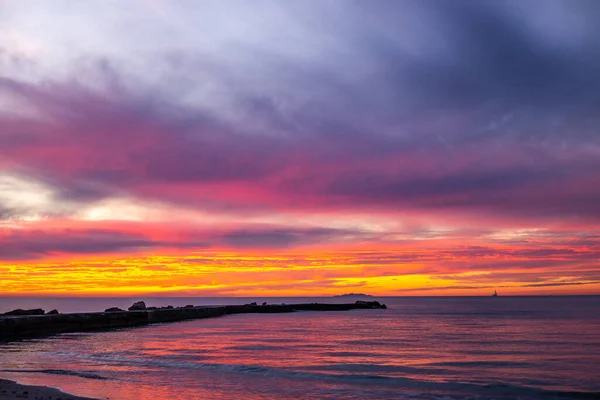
[0,378,98,400]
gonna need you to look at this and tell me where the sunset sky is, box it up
[1,0,599,296]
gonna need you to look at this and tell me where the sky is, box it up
[1,0,599,296]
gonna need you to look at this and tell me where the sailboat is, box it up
[492,290,498,297]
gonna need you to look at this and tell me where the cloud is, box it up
[520,281,600,288]
[404,280,600,292]
[0,229,159,260]
[402,1,600,107]
[0,224,375,260]
[1,1,600,293]
[2,70,599,224]
[221,227,359,249]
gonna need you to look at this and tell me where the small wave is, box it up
[481,383,600,399]
[302,363,450,376]
[82,354,600,398]
[86,353,411,384]
[342,339,398,347]
[0,369,110,380]
[35,352,600,399]
[236,337,301,344]
[320,351,382,358]
[226,344,288,351]
[423,361,533,368]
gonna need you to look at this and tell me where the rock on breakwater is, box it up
[0,301,387,342]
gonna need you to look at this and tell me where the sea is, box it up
[0,296,599,400]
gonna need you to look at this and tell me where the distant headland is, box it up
[333,293,375,298]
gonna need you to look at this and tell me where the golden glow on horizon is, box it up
[2,251,598,297]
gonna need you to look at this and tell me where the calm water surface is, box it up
[0,296,599,399]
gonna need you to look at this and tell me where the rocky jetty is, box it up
[0,301,386,342]
[2,308,46,317]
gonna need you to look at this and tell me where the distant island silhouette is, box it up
[333,293,374,298]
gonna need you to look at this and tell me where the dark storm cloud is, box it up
[396,1,600,108]
[349,0,600,107]
[322,166,554,200]
[1,0,600,223]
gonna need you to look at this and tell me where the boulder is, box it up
[355,300,385,309]
[184,305,195,308]
[128,301,147,311]
[104,307,124,312]
[3,308,45,316]
[47,309,60,315]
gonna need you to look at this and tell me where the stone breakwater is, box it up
[0,301,387,342]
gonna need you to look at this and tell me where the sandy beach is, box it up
[0,379,97,400]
